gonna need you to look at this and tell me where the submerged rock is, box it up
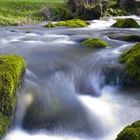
[112,18,140,28]
[22,84,105,137]
[81,38,109,48]
[116,120,140,140]
[120,43,140,86]
[102,63,124,86]
[45,19,89,28]
[109,34,140,42]
[0,55,26,138]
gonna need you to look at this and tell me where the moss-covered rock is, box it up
[46,22,57,28]
[112,18,140,28]
[116,120,140,140]
[110,35,140,42]
[45,19,89,28]
[0,55,26,138]
[120,43,140,86]
[81,38,109,48]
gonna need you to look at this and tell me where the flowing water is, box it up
[1,16,140,140]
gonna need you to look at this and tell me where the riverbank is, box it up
[0,0,64,26]
[0,0,139,26]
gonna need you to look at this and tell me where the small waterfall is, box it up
[20,71,108,137]
[2,15,140,140]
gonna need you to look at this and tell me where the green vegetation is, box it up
[49,4,72,20]
[112,18,140,28]
[0,0,140,26]
[42,0,71,20]
[116,120,140,140]
[110,35,140,42]
[45,19,89,28]
[108,8,126,16]
[0,0,49,26]
[81,38,109,48]
[120,43,140,86]
[67,0,103,20]
[45,0,64,7]
[0,55,26,138]
[108,0,140,16]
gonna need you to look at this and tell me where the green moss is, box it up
[81,38,109,48]
[45,19,89,28]
[116,120,140,140]
[46,22,57,28]
[112,18,140,28]
[120,43,140,86]
[0,55,26,138]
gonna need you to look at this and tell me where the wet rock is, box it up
[10,30,15,33]
[109,34,140,42]
[103,63,124,86]
[22,86,105,137]
[25,31,31,33]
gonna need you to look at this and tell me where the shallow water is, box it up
[1,16,140,140]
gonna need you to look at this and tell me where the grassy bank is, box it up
[0,0,64,26]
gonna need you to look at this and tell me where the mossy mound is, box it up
[0,55,26,138]
[46,22,57,28]
[81,38,109,48]
[110,35,140,42]
[45,19,89,28]
[120,43,140,86]
[116,120,140,140]
[112,18,140,28]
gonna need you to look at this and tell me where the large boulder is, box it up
[0,55,26,138]
[81,38,109,48]
[112,18,140,28]
[120,43,140,86]
[116,120,140,140]
[45,19,89,28]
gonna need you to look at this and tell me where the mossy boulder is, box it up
[116,120,140,140]
[110,35,140,42]
[81,38,109,48]
[45,19,89,28]
[46,22,57,28]
[112,18,140,28]
[0,55,26,138]
[120,43,140,86]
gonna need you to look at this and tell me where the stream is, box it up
[1,16,140,140]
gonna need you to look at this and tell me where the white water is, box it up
[1,16,140,140]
